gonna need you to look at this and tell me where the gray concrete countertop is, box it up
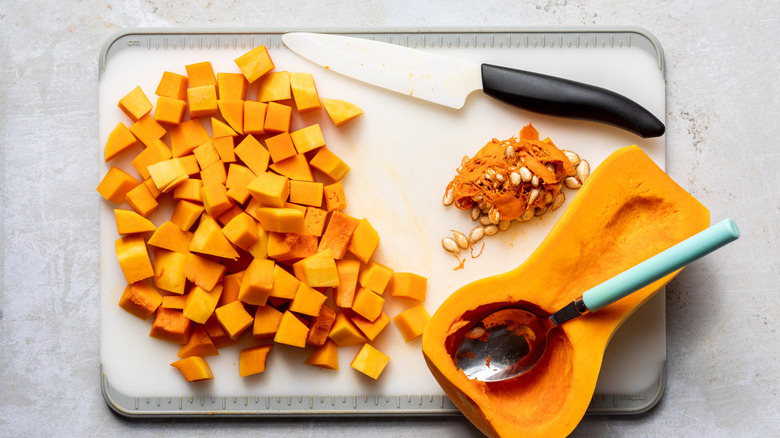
[1,1,778,436]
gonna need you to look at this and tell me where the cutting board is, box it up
[99,29,667,415]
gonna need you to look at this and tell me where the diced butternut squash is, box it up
[215,300,253,340]
[225,163,256,204]
[252,207,304,234]
[183,252,226,291]
[170,119,210,157]
[258,71,291,102]
[171,356,214,381]
[389,272,427,302]
[183,284,223,324]
[118,282,163,320]
[328,312,367,347]
[222,212,259,251]
[114,209,156,235]
[247,225,269,260]
[347,218,380,264]
[156,71,188,100]
[288,180,323,207]
[204,313,238,349]
[292,249,339,288]
[152,248,187,294]
[274,311,309,348]
[239,344,273,377]
[235,45,274,83]
[243,100,268,136]
[217,72,248,100]
[269,265,300,300]
[290,124,326,154]
[266,232,318,263]
[351,287,385,322]
[150,307,192,344]
[306,304,336,347]
[289,283,327,317]
[304,339,339,370]
[131,142,172,179]
[97,166,140,204]
[234,134,270,175]
[264,132,296,163]
[246,172,289,208]
[189,213,240,260]
[359,261,393,295]
[219,270,244,307]
[161,295,188,309]
[193,140,221,169]
[125,182,159,217]
[393,303,430,342]
[154,96,187,125]
[309,147,350,181]
[130,114,167,147]
[264,101,292,133]
[200,160,226,187]
[217,100,244,134]
[188,85,218,119]
[334,259,360,308]
[171,200,204,231]
[115,234,154,283]
[317,211,360,259]
[303,207,328,237]
[143,177,163,199]
[148,158,189,193]
[269,154,314,182]
[238,258,275,306]
[323,181,347,211]
[178,325,219,358]
[201,180,234,218]
[289,72,321,113]
[185,61,217,87]
[148,221,194,253]
[173,178,204,203]
[351,344,389,380]
[104,122,138,162]
[213,136,236,163]
[253,304,284,339]
[352,312,391,341]
[118,85,153,122]
[322,98,363,127]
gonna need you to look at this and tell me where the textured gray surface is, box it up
[1,1,778,436]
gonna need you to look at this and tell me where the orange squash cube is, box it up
[170,356,214,381]
[274,311,309,348]
[328,312,367,347]
[224,163,256,204]
[104,122,138,162]
[269,154,314,182]
[347,218,380,264]
[258,71,291,102]
[288,180,323,207]
[269,265,300,300]
[148,221,194,253]
[247,226,269,260]
[251,208,304,234]
[125,182,159,217]
[304,339,339,370]
[177,325,219,358]
[239,344,273,377]
[115,234,154,284]
[185,61,217,88]
[131,142,172,179]
[235,45,274,83]
[219,270,244,307]
[118,282,163,320]
[150,307,192,344]
[183,284,223,324]
[154,96,187,125]
[170,119,210,157]
[389,272,427,302]
[243,100,268,135]
[201,180,234,218]
[213,136,236,163]
[217,100,244,135]
[97,166,140,204]
[351,287,385,322]
[222,212,259,251]
[188,85,218,119]
[334,259,360,308]
[303,207,328,237]
[189,213,239,260]
[217,72,248,100]
[152,248,187,294]
[322,98,363,127]
[246,172,290,208]
[359,261,393,295]
[215,300,253,340]
[143,177,163,199]
[351,344,389,380]
[238,258,275,306]
[161,294,188,309]
[173,178,204,203]
[306,304,336,347]
[290,124,326,154]
[170,200,204,231]
[289,283,327,317]
[147,158,189,193]
[114,208,156,235]
[204,313,239,349]
[352,312,391,341]
[393,303,430,342]
[193,140,221,169]
[183,252,226,291]
[264,101,292,133]
[292,249,340,288]
[317,211,360,259]
[253,304,284,339]
[309,147,350,181]
[200,160,227,188]
[155,71,188,101]
[264,132,297,163]
[234,134,270,175]
[289,72,321,113]
[118,85,153,122]
[266,232,318,263]
[129,114,167,147]
[323,181,347,211]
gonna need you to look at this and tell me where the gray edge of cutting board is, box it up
[98,27,667,417]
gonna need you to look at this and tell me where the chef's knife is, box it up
[282,32,665,138]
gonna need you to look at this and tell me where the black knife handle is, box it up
[481,64,665,138]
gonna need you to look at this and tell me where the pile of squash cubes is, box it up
[97,44,431,382]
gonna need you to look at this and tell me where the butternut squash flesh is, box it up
[422,145,710,438]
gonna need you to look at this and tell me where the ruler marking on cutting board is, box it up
[99,29,667,417]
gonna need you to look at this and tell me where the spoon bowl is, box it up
[454,218,740,382]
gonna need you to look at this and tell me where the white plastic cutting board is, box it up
[99,30,667,413]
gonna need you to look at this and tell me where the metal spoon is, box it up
[455,218,740,382]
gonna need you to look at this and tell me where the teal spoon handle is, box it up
[581,218,740,312]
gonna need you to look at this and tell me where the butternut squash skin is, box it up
[422,145,710,438]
